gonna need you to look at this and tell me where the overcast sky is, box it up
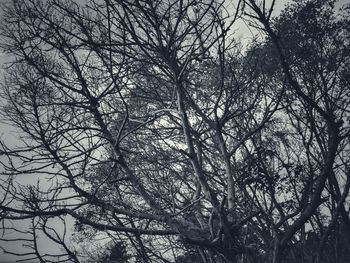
[0,0,349,262]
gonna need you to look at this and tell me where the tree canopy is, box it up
[0,0,349,262]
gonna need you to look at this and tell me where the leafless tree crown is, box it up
[0,0,349,262]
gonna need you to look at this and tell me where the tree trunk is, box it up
[273,239,283,263]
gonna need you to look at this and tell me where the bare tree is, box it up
[0,0,349,263]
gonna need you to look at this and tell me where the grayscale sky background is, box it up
[0,0,348,262]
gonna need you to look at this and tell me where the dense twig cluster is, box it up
[0,0,349,262]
